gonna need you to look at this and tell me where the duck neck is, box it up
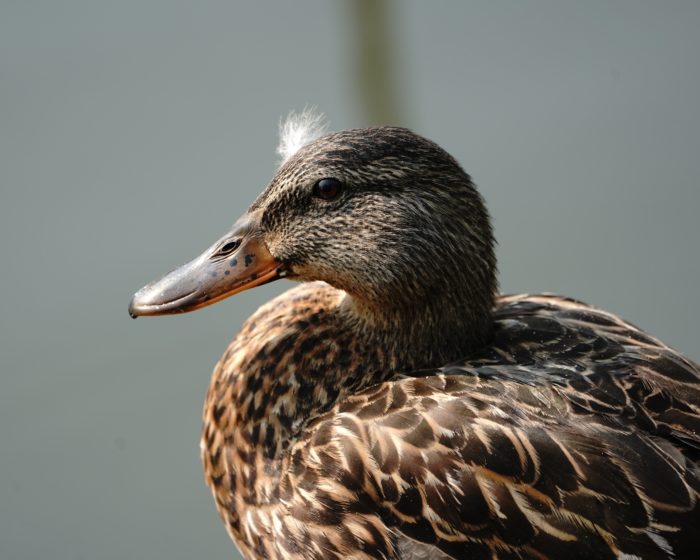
[341,287,494,372]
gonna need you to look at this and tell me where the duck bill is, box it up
[129,215,282,317]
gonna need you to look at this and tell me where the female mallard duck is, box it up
[130,114,700,560]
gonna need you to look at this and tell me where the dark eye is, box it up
[312,178,343,201]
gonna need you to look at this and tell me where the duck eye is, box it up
[312,178,343,201]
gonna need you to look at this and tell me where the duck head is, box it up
[129,123,497,356]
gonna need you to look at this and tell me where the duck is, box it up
[129,112,700,560]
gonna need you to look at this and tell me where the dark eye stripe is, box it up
[313,178,343,201]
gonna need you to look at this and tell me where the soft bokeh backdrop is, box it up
[1,1,698,559]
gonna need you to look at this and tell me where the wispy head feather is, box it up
[277,108,328,164]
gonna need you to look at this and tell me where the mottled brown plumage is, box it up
[131,123,700,559]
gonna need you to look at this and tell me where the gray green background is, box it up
[1,1,698,559]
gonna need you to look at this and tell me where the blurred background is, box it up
[1,1,698,558]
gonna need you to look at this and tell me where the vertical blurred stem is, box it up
[348,0,403,126]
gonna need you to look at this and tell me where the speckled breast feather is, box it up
[202,287,700,559]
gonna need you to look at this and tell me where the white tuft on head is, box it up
[277,108,328,164]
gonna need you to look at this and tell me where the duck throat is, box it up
[340,283,494,372]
